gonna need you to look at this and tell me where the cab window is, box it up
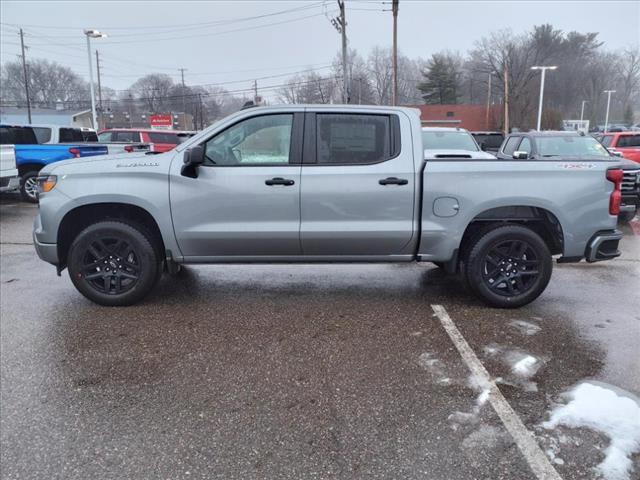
[204,114,293,166]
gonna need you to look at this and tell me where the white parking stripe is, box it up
[431,305,562,480]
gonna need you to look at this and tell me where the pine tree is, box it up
[417,53,462,104]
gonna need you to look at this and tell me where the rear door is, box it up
[299,111,415,256]
[171,112,304,258]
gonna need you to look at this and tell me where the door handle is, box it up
[379,177,408,186]
[265,177,295,186]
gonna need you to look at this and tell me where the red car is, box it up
[97,129,194,153]
[599,132,640,163]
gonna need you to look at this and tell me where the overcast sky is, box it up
[1,0,639,99]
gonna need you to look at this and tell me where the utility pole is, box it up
[334,0,348,103]
[503,64,509,136]
[96,50,103,130]
[178,68,188,118]
[603,90,616,133]
[392,0,399,106]
[19,29,32,123]
[253,79,258,103]
[485,73,492,130]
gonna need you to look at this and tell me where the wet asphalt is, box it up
[1,194,638,480]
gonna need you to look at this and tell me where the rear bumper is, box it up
[585,230,623,263]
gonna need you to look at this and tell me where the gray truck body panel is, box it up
[33,105,621,268]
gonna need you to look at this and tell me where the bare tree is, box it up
[130,73,174,112]
[1,58,89,107]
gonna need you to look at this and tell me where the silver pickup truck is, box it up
[33,105,624,308]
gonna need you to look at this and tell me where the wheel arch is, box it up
[459,205,565,260]
[17,163,43,177]
[57,202,167,270]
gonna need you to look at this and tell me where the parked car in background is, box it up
[26,124,150,155]
[98,129,192,152]
[421,127,496,159]
[0,144,19,193]
[34,105,624,308]
[471,131,505,153]
[598,132,640,163]
[0,124,109,203]
[497,130,640,223]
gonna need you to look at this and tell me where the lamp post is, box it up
[580,100,588,122]
[84,29,107,130]
[603,90,616,133]
[531,65,557,131]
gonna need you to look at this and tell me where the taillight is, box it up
[606,169,623,215]
[124,145,134,153]
[69,147,81,158]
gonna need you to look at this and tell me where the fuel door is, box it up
[433,196,460,217]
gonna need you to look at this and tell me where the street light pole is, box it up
[603,90,616,133]
[580,100,587,123]
[84,29,107,130]
[531,65,557,131]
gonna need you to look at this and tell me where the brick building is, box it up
[407,104,503,131]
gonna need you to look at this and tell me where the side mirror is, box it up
[512,151,529,160]
[480,143,488,151]
[181,145,205,178]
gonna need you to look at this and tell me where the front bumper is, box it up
[33,214,59,265]
[585,230,623,263]
[0,176,20,193]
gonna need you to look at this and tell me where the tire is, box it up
[67,220,161,306]
[461,224,552,308]
[20,171,40,203]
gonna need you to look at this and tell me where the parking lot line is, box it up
[430,304,562,480]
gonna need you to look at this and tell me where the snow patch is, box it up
[543,382,640,480]
[509,319,542,335]
[512,355,539,376]
[448,375,491,430]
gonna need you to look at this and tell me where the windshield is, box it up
[536,136,611,157]
[422,130,479,151]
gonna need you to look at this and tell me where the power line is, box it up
[0,2,325,32]
[96,11,336,45]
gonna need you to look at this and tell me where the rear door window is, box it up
[316,114,393,164]
[617,135,640,148]
[59,128,84,142]
[81,131,98,142]
[0,126,38,144]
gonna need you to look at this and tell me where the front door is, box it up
[170,113,303,258]
[300,112,416,256]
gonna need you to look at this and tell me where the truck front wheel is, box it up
[461,224,552,308]
[20,171,40,203]
[67,221,161,306]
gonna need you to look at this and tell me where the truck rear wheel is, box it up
[461,224,552,308]
[20,171,40,203]
[67,220,161,306]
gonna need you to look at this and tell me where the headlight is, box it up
[36,175,57,194]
